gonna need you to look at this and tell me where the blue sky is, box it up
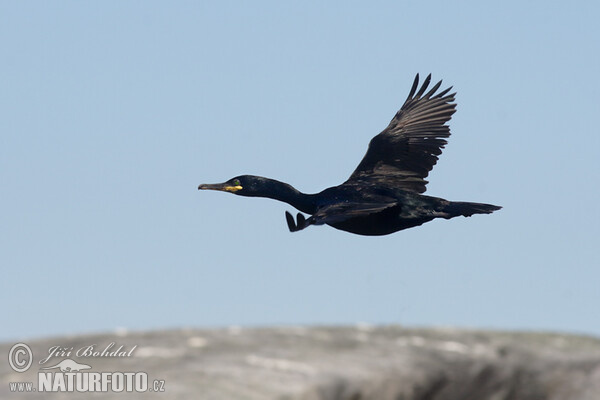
[1,1,599,342]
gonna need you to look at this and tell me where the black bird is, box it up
[199,74,501,236]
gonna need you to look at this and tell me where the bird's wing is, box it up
[286,201,398,232]
[311,202,398,225]
[346,74,457,194]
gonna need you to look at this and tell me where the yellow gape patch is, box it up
[223,185,243,192]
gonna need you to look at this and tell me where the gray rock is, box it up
[2,326,599,399]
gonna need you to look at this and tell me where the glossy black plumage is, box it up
[198,74,501,236]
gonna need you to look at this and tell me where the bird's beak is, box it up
[198,183,243,192]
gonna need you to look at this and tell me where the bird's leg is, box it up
[285,211,310,232]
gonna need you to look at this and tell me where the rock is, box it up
[2,326,600,399]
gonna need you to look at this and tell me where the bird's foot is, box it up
[285,211,307,232]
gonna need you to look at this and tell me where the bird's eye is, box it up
[232,179,241,186]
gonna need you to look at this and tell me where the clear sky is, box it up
[1,1,599,342]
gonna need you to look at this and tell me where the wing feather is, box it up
[347,74,456,193]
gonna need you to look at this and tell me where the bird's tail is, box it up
[444,201,502,218]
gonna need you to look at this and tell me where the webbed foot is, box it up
[285,211,308,232]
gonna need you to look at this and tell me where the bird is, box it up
[198,74,501,236]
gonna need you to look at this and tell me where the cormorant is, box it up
[198,74,501,236]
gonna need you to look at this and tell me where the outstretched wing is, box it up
[347,74,457,193]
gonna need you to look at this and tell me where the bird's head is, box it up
[198,175,273,197]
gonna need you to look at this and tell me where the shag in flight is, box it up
[199,74,501,236]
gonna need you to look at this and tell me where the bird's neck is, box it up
[259,178,317,214]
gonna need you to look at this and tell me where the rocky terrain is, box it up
[2,325,600,399]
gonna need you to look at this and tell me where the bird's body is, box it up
[199,74,501,236]
[304,185,439,236]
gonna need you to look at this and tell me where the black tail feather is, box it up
[445,201,502,218]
